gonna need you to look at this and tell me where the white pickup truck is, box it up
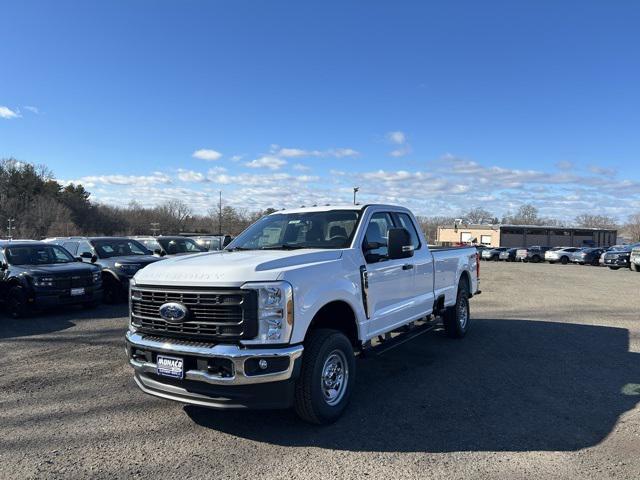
[126,204,480,423]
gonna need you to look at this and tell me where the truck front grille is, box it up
[130,286,258,341]
[53,275,93,289]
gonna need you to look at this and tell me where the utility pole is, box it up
[218,191,223,235]
[150,222,160,236]
[7,218,15,240]
[353,187,360,205]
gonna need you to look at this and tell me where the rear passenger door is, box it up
[393,212,434,318]
[363,211,417,337]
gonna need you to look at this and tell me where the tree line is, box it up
[2,158,639,243]
[0,159,273,239]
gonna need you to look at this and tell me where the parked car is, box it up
[602,243,640,270]
[125,204,481,424]
[545,247,581,264]
[515,246,551,263]
[481,247,508,261]
[499,248,518,262]
[0,240,102,317]
[45,237,163,302]
[543,247,564,262]
[630,246,640,272]
[190,235,232,251]
[132,236,207,257]
[570,247,605,266]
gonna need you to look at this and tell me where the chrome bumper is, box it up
[125,331,303,386]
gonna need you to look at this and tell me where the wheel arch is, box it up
[304,300,361,350]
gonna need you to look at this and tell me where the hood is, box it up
[134,249,343,287]
[19,262,98,276]
[101,255,161,265]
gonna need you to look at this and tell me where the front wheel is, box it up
[7,285,31,318]
[631,263,640,272]
[294,329,355,424]
[443,284,471,338]
[560,256,569,265]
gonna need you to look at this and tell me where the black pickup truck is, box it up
[0,240,103,317]
[46,237,163,302]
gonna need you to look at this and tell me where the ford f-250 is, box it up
[125,204,480,424]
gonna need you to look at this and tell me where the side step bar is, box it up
[360,318,440,357]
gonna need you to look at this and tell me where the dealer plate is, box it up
[156,355,184,379]
[70,287,85,296]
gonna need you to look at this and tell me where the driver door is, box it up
[363,212,416,337]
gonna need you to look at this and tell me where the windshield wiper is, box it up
[225,246,254,252]
[258,244,307,250]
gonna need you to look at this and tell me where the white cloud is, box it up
[64,172,171,188]
[386,131,406,145]
[245,156,287,170]
[271,146,359,158]
[385,131,411,157]
[23,105,39,114]
[0,106,20,119]
[292,163,311,171]
[230,155,243,162]
[192,149,223,161]
[177,169,206,182]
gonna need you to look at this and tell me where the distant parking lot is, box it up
[2,262,639,480]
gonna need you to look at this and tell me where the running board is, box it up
[360,318,440,357]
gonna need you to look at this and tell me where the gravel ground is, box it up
[2,262,640,479]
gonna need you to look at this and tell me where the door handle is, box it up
[402,264,414,270]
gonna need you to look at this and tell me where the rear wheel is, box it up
[443,282,471,338]
[560,256,569,265]
[294,329,355,424]
[7,285,30,318]
[532,255,541,263]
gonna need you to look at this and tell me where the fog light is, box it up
[258,359,268,370]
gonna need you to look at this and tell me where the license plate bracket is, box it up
[156,355,184,379]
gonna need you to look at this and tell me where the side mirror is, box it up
[154,248,166,257]
[76,257,84,262]
[0,261,7,270]
[223,236,232,247]
[388,228,414,260]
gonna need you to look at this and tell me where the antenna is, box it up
[353,187,360,205]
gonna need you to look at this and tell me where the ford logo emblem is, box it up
[159,302,188,323]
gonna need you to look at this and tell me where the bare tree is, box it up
[574,213,618,229]
[625,212,640,242]
[461,207,495,225]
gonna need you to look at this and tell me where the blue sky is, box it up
[1,1,639,220]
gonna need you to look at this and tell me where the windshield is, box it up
[158,238,206,254]
[92,239,151,258]
[228,210,360,250]
[6,244,76,265]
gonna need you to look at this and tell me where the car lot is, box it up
[2,262,639,480]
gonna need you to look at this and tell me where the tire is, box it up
[532,255,541,263]
[294,329,355,424]
[103,276,122,304]
[443,282,471,338]
[631,263,640,272]
[560,256,569,265]
[7,285,30,318]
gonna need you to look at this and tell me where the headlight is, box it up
[115,263,141,275]
[92,271,101,283]
[241,281,293,344]
[33,276,54,287]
